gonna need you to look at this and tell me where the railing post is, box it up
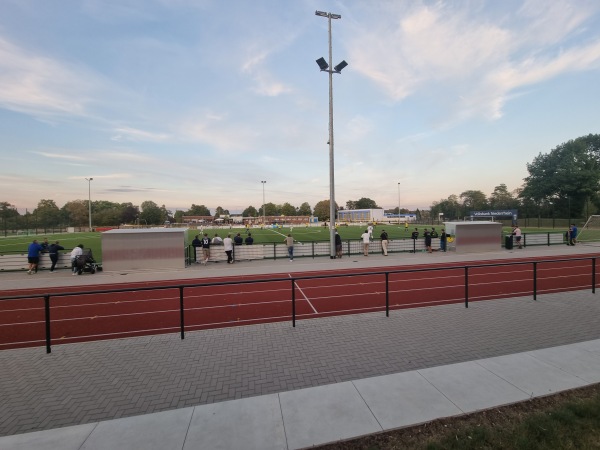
[179,286,185,339]
[547,232,550,246]
[464,267,469,308]
[44,294,51,354]
[385,272,389,317]
[291,278,296,327]
[312,241,315,258]
[593,258,596,294]
[533,261,537,300]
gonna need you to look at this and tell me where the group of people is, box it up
[358,226,449,256]
[26,239,85,275]
[192,232,255,265]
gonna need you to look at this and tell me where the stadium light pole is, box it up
[261,180,266,225]
[397,182,401,224]
[85,177,93,231]
[315,10,347,259]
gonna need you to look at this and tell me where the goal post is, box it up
[576,215,600,243]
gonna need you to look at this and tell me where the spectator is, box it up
[224,234,234,264]
[70,244,84,275]
[570,223,578,245]
[380,229,389,256]
[40,238,50,253]
[48,241,65,273]
[335,231,343,258]
[200,233,211,264]
[440,229,447,252]
[424,228,432,253]
[512,225,522,249]
[245,233,254,245]
[233,233,243,245]
[212,233,223,245]
[192,235,202,263]
[284,234,294,261]
[361,229,370,256]
[27,239,43,275]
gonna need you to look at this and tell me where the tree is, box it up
[460,190,488,213]
[33,199,61,228]
[520,134,600,218]
[242,206,258,217]
[187,204,211,216]
[0,202,19,234]
[345,200,356,210]
[173,210,184,223]
[139,200,163,225]
[61,200,88,226]
[489,184,518,210]
[214,206,226,218]
[430,195,461,221]
[297,202,312,216]
[120,203,140,224]
[313,199,339,221]
[354,197,380,209]
[280,202,296,216]
[258,202,279,217]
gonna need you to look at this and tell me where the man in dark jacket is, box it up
[48,241,65,272]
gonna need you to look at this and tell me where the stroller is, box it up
[74,249,101,274]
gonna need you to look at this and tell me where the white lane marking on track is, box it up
[289,273,318,313]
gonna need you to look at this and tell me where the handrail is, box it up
[1,255,597,353]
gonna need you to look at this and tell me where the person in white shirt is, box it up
[361,230,370,256]
[223,234,234,264]
[70,244,84,275]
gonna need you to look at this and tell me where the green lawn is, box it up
[2,224,592,262]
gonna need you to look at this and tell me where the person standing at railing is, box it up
[26,239,43,275]
[48,241,64,273]
[224,234,234,264]
[200,233,211,264]
[192,235,202,263]
[284,234,294,261]
[335,231,343,258]
[440,229,447,252]
[424,229,432,253]
[512,225,522,249]
[245,233,254,245]
[70,244,83,275]
[570,223,578,245]
[361,229,370,256]
[380,229,389,256]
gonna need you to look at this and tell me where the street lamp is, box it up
[85,177,93,231]
[397,182,401,224]
[315,10,348,259]
[261,181,266,225]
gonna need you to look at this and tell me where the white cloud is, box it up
[111,126,170,142]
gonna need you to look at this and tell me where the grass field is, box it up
[1,224,595,262]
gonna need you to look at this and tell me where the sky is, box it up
[1,0,600,215]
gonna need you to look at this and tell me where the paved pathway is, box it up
[1,244,600,448]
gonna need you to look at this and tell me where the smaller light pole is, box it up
[261,181,266,225]
[85,177,93,231]
[397,182,401,224]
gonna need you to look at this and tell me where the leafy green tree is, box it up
[345,200,356,210]
[354,197,380,209]
[140,200,163,225]
[33,199,61,227]
[214,206,226,218]
[173,210,184,223]
[460,190,488,213]
[61,200,88,226]
[242,206,258,217]
[313,199,339,221]
[187,204,211,216]
[520,134,600,218]
[258,202,279,217]
[297,202,312,216]
[280,202,296,216]
[489,184,518,210]
[430,194,461,220]
[0,202,19,234]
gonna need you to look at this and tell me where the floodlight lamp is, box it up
[315,10,328,17]
[316,57,329,71]
[333,60,348,72]
[330,13,341,19]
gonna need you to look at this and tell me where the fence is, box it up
[1,255,596,354]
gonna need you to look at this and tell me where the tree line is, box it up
[2,134,599,228]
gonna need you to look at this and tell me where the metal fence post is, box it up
[179,286,185,339]
[464,267,469,308]
[385,272,389,317]
[593,258,596,294]
[533,261,537,300]
[291,278,296,327]
[44,294,51,354]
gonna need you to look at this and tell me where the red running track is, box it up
[0,254,598,350]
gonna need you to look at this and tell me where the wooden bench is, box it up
[0,253,73,272]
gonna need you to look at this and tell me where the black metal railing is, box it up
[1,255,597,353]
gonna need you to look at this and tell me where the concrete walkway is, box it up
[1,244,600,449]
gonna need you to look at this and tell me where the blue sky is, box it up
[1,0,599,215]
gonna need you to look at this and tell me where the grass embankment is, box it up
[317,383,600,450]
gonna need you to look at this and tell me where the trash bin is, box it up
[505,235,513,250]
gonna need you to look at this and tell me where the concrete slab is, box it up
[279,382,382,450]
[183,394,286,450]
[529,344,600,383]
[571,338,600,354]
[353,371,462,430]
[476,353,586,397]
[418,361,530,413]
[80,408,193,450]
[0,423,96,450]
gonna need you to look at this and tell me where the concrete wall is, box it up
[102,228,187,271]
[445,222,502,254]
